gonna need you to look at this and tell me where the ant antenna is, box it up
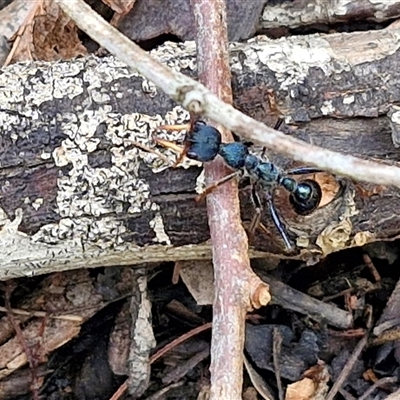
[261,118,283,159]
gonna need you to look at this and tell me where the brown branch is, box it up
[56,0,400,189]
[190,1,269,398]
[150,322,212,364]
[260,274,353,329]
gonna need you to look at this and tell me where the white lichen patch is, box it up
[230,35,333,90]
[343,95,355,105]
[82,56,135,88]
[38,104,198,247]
[231,31,400,92]
[32,198,44,210]
[0,63,35,105]
[389,108,400,124]
[52,59,84,78]
[316,187,359,255]
[0,209,83,278]
[0,110,27,136]
[53,76,84,100]
[40,151,52,160]
[320,100,335,115]
[149,213,171,245]
[261,2,320,29]
[33,215,128,251]
[195,169,206,194]
[0,51,203,254]
[141,79,158,97]
[150,41,197,71]
[0,206,10,227]
[91,89,111,105]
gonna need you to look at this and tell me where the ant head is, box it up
[186,122,222,162]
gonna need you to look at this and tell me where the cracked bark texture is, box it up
[260,0,400,30]
[1,29,400,280]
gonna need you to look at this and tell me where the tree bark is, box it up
[1,28,400,280]
[260,0,400,30]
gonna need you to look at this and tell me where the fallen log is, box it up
[260,0,400,30]
[1,28,400,280]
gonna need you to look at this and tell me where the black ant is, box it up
[153,119,322,250]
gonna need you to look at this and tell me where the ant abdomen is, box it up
[289,179,322,215]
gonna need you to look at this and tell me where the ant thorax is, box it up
[218,142,249,169]
[244,154,281,190]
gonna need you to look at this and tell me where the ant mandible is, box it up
[153,118,322,250]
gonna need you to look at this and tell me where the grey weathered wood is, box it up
[1,29,400,281]
[260,0,400,30]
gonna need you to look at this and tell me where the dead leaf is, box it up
[286,378,315,400]
[9,0,86,64]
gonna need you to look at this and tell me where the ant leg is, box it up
[261,118,283,159]
[153,123,191,167]
[286,167,322,176]
[156,124,191,131]
[125,140,172,165]
[267,89,281,116]
[195,170,241,202]
[258,222,271,236]
[152,136,184,154]
[265,193,293,250]
[248,185,262,240]
[248,187,293,250]
[273,118,284,131]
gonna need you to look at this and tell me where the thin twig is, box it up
[109,323,212,400]
[149,322,212,364]
[363,253,381,283]
[144,381,185,400]
[338,388,357,400]
[0,305,83,321]
[358,376,397,400]
[325,334,369,400]
[272,327,284,400]
[56,0,400,188]
[190,1,269,399]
